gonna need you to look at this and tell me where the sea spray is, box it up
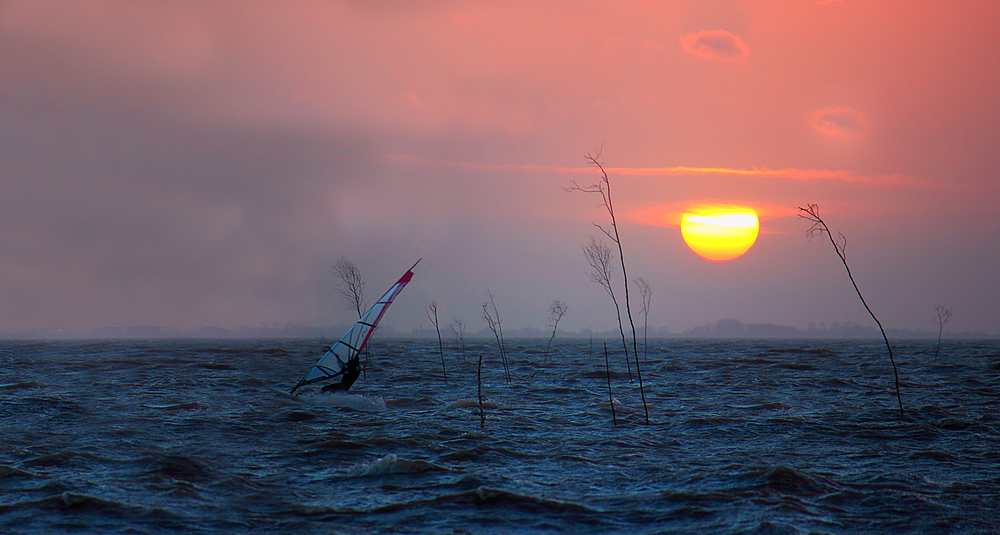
[303,392,387,412]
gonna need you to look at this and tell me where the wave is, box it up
[143,453,216,483]
[0,465,34,478]
[385,486,599,513]
[0,380,44,391]
[741,465,843,497]
[140,402,209,411]
[346,454,448,477]
[23,450,101,468]
[438,445,491,462]
[0,490,182,525]
[310,438,368,450]
[446,398,499,409]
[725,402,791,411]
[296,392,387,412]
[0,492,128,514]
[294,485,599,517]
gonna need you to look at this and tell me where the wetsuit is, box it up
[321,357,361,393]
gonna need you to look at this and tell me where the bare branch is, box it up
[582,235,632,381]
[565,178,606,197]
[801,203,903,417]
[425,300,438,327]
[450,317,467,361]
[799,204,828,241]
[604,341,616,426]
[583,236,616,296]
[548,299,569,329]
[545,299,569,358]
[569,149,647,423]
[426,300,447,383]
[332,256,370,378]
[481,289,510,383]
[332,256,366,319]
[635,277,651,317]
[934,305,954,328]
[934,305,954,359]
[635,277,652,362]
[594,222,617,243]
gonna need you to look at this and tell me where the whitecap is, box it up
[301,392,387,412]
[446,398,498,409]
[346,454,447,477]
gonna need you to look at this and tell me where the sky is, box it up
[2,0,999,336]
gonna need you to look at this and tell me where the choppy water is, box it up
[1,338,999,534]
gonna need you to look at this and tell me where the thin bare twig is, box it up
[332,256,369,377]
[481,289,510,383]
[332,256,366,318]
[799,203,903,418]
[570,149,648,424]
[478,354,485,430]
[934,305,953,360]
[450,318,467,361]
[544,299,568,363]
[583,236,632,380]
[426,300,447,383]
[636,277,652,363]
[604,342,617,426]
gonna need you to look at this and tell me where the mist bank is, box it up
[2,318,995,340]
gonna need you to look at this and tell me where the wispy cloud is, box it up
[806,106,870,138]
[679,29,749,63]
[630,201,800,230]
[387,155,941,188]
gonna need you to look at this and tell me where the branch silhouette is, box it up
[933,305,953,360]
[426,300,447,383]
[799,203,903,418]
[569,148,647,424]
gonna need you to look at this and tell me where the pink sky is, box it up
[1,0,998,335]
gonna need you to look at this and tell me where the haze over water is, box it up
[2,338,998,534]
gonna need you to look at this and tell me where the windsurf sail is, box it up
[291,259,420,393]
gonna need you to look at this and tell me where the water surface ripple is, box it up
[1,338,998,533]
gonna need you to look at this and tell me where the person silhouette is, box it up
[320,356,361,393]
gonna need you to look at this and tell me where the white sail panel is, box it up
[292,261,418,392]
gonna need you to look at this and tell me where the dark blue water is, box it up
[2,338,998,534]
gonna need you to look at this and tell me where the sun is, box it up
[680,206,759,262]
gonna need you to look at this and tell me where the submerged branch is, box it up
[583,236,632,380]
[481,289,510,383]
[604,342,617,427]
[426,300,447,383]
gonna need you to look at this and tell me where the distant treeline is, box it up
[410,319,995,341]
[676,318,996,340]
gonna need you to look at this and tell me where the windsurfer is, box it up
[292,259,419,395]
[321,356,361,393]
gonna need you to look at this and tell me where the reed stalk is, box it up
[605,342,617,426]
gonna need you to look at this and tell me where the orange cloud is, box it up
[590,166,944,189]
[806,106,870,139]
[386,155,943,189]
[679,30,749,63]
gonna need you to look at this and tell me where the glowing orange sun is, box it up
[680,206,759,262]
